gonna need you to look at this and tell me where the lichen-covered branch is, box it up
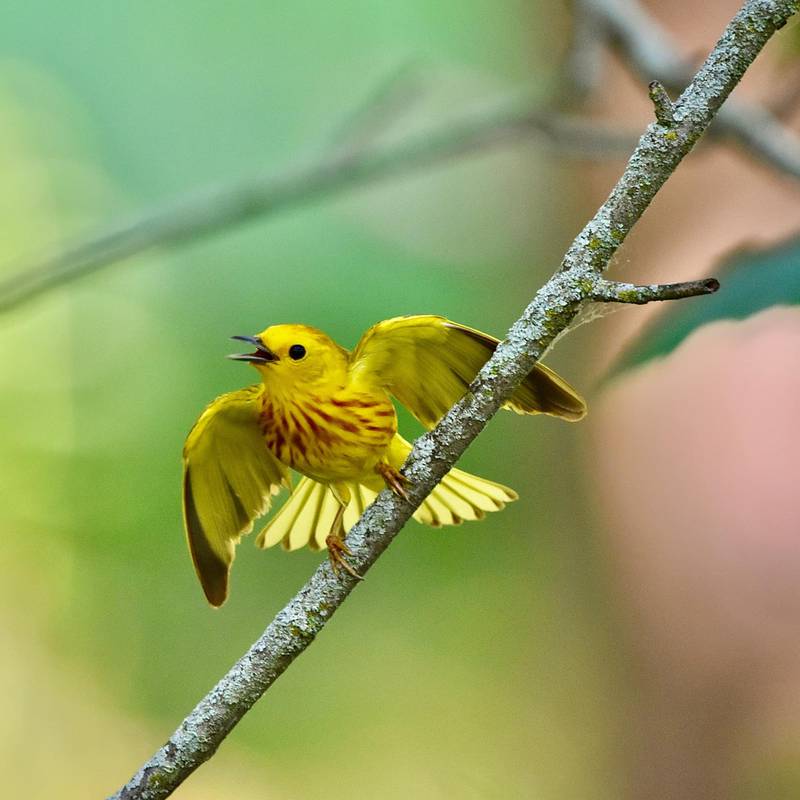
[107,2,798,798]
[591,276,720,304]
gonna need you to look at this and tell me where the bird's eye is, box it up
[288,344,306,360]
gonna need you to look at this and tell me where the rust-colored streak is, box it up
[311,406,334,424]
[298,407,321,434]
[299,408,336,446]
[311,406,356,436]
[331,397,377,408]
[337,418,359,434]
[289,409,307,433]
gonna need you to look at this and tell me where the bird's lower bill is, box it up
[228,352,273,364]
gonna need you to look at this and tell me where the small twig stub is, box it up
[591,276,720,303]
[649,80,677,126]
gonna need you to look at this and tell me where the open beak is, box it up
[227,335,278,364]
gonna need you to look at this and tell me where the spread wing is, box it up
[350,315,586,428]
[182,385,290,606]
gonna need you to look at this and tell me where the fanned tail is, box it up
[414,467,517,527]
[256,478,377,551]
[256,469,517,552]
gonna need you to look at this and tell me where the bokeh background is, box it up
[2,2,800,798]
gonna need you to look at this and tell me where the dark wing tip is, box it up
[508,363,587,421]
[183,470,231,607]
[548,390,588,421]
[202,572,229,608]
[541,372,587,421]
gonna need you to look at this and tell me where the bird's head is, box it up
[228,324,348,389]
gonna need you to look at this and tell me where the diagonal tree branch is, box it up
[107,2,798,798]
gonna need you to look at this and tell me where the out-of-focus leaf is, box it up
[614,236,800,374]
[778,16,800,60]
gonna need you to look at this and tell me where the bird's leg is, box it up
[376,461,410,501]
[325,484,363,581]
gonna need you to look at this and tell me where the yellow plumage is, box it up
[182,315,586,606]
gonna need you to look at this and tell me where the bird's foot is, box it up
[376,462,411,500]
[326,533,364,581]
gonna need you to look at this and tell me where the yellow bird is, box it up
[182,315,586,606]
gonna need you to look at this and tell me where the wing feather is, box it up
[350,315,586,428]
[182,385,289,606]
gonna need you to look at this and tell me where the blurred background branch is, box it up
[576,0,800,177]
[0,93,636,316]
[109,1,796,797]
[1,1,800,316]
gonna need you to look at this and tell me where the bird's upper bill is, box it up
[227,335,278,364]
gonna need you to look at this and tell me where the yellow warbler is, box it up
[182,315,586,606]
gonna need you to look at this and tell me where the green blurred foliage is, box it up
[613,236,800,376]
[0,2,621,798]
[776,12,800,58]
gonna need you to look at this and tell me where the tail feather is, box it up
[256,469,517,552]
[426,481,484,524]
[445,469,517,510]
[415,468,517,526]
[257,478,324,551]
[308,487,340,551]
[283,478,317,551]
